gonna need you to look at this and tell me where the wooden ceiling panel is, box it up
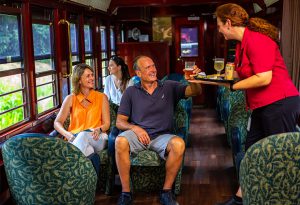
[108,0,255,14]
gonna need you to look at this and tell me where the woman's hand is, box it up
[91,128,101,140]
[131,125,150,145]
[65,132,75,142]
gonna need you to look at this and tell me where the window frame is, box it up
[0,10,31,135]
[31,11,59,116]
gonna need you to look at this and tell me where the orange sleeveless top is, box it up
[68,90,103,134]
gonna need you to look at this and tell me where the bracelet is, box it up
[230,83,235,92]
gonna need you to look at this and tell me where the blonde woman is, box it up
[54,63,110,157]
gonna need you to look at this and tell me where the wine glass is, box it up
[214,58,224,77]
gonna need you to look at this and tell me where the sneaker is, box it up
[117,192,133,205]
[159,190,179,205]
[216,195,243,205]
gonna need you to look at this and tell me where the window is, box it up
[84,24,93,67]
[70,23,80,63]
[32,7,58,115]
[110,26,116,56]
[0,13,27,131]
[100,26,108,87]
[69,14,80,92]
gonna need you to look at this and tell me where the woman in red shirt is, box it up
[214,3,300,205]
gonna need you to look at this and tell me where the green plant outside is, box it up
[0,78,54,130]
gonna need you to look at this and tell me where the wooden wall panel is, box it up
[116,42,170,79]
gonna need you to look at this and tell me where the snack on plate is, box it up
[206,74,218,79]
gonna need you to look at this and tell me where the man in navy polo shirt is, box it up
[115,56,201,205]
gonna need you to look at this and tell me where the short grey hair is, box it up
[133,55,148,70]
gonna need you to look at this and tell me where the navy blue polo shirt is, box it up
[118,80,187,139]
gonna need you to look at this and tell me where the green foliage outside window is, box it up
[0,76,53,130]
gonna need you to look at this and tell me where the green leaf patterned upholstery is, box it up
[131,150,162,166]
[220,87,231,145]
[240,132,300,205]
[129,100,188,195]
[216,86,226,122]
[162,75,193,146]
[109,101,119,129]
[50,101,118,195]
[227,90,251,175]
[2,133,97,205]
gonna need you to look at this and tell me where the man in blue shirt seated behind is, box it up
[116,55,201,205]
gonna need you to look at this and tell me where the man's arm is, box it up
[184,65,202,97]
[116,114,134,131]
[116,114,150,145]
[185,83,202,97]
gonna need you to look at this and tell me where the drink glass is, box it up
[183,61,195,79]
[214,58,224,77]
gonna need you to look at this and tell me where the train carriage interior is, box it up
[0,0,299,204]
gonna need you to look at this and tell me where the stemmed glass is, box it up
[214,58,224,77]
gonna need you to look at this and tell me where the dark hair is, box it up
[215,3,279,43]
[72,63,93,95]
[110,56,131,93]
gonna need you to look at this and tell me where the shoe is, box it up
[159,190,179,205]
[117,192,133,205]
[216,195,243,205]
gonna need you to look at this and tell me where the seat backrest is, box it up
[131,76,141,85]
[161,73,188,85]
[109,101,119,129]
[2,133,97,205]
[240,132,300,205]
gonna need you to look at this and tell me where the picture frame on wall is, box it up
[152,17,172,45]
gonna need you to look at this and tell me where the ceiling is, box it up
[69,0,111,12]
[68,0,279,14]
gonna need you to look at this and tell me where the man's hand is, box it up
[184,65,201,80]
[131,125,150,145]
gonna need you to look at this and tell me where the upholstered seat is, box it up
[2,133,97,205]
[162,74,193,145]
[220,87,231,146]
[216,86,226,122]
[227,90,251,175]
[49,101,118,195]
[108,99,189,195]
[240,132,300,205]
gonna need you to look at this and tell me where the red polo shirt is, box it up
[235,28,299,110]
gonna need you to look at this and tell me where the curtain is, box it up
[281,0,300,90]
